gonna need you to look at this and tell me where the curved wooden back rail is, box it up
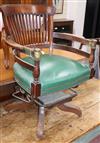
[0,4,55,46]
[52,43,90,58]
[53,32,97,77]
[53,32,90,45]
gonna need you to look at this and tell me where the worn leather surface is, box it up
[14,54,90,95]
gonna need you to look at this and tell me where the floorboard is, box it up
[0,79,100,143]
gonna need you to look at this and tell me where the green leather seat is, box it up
[14,54,90,95]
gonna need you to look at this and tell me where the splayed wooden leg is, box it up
[57,103,82,117]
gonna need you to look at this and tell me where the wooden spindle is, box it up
[31,48,41,98]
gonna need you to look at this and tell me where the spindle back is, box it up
[0,4,55,48]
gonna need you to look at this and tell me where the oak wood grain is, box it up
[0,79,99,142]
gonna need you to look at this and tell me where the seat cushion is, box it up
[13,54,90,95]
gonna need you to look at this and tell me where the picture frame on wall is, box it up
[53,0,64,14]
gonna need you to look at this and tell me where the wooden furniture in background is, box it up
[54,19,73,45]
[54,19,73,34]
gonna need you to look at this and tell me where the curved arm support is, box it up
[53,32,91,45]
[13,49,34,71]
[53,32,97,78]
[2,35,32,54]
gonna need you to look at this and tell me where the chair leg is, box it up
[57,103,82,117]
[36,106,45,139]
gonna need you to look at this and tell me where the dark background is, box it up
[83,0,100,38]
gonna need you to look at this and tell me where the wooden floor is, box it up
[0,79,100,143]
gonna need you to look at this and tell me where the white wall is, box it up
[0,12,3,31]
[54,0,87,36]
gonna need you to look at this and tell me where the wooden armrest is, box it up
[52,43,90,58]
[1,30,44,78]
[53,32,97,78]
[2,34,45,55]
[2,35,32,53]
[13,48,42,98]
[1,29,36,55]
[13,50,34,71]
[13,46,43,72]
[53,32,96,46]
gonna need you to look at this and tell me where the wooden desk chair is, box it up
[0,4,96,138]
